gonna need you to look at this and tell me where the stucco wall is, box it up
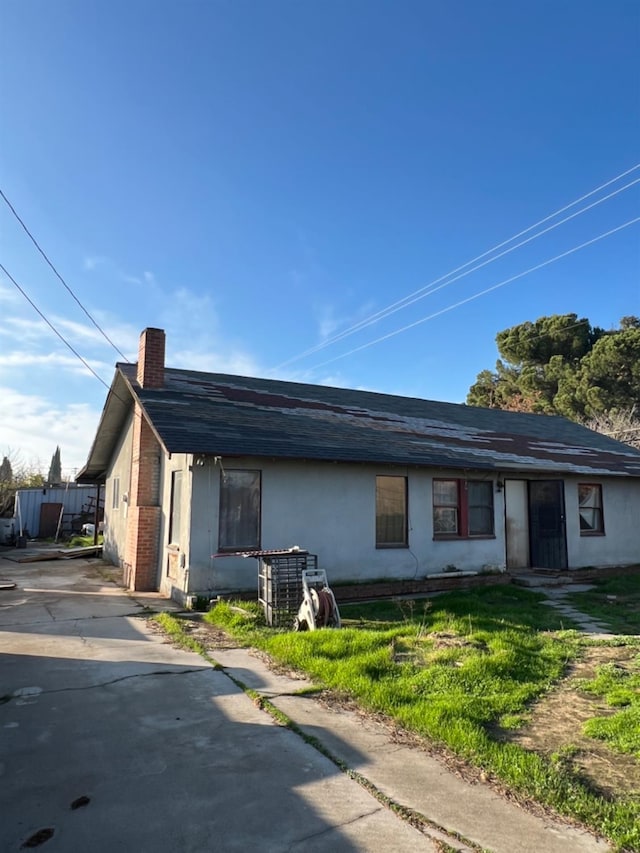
[158,453,193,600]
[187,457,508,594]
[103,411,133,568]
[564,475,640,568]
[99,447,639,598]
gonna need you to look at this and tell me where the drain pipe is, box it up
[183,566,190,608]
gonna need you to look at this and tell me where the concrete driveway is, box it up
[0,555,432,853]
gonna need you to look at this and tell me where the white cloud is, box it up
[172,347,262,377]
[160,287,264,376]
[0,283,20,303]
[0,313,138,361]
[53,316,139,356]
[0,386,102,473]
[0,349,113,378]
[83,253,159,295]
[1,316,49,340]
[316,304,341,341]
[313,297,379,345]
[83,255,108,271]
[119,269,158,288]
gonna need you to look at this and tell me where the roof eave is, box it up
[75,367,134,483]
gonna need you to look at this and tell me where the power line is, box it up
[308,217,640,370]
[0,188,130,362]
[352,179,639,337]
[295,177,639,363]
[0,262,116,394]
[275,162,640,369]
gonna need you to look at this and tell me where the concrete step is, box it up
[512,573,574,588]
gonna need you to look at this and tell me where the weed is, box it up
[577,657,640,759]
[66,534,103,548]
[565,576,640,635]
[206,585,640,850]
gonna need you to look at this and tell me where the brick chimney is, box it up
[137,328,165,388]
[123,327,165,591]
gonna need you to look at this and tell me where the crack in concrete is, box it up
[244,686,482,852]
[6,667,210,702]
[3,611,149,629]
[287,805,383,848]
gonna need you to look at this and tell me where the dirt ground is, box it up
[503,644,640,799]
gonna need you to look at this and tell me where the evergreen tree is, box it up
[47,446,62,485]
[0,456,12,483]
[467,315,640,422]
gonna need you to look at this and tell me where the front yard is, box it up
[200,581,640,851]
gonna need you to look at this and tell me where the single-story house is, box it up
[77,328,640,602]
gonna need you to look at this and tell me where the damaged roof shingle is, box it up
[113,364,640,478]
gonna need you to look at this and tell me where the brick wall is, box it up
[332,573,510,603]
[137,327,165,389]
[125,505,162,591]
[124,327,165,590]
[129,412,160,507]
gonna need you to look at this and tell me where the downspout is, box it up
[93,483,101,546]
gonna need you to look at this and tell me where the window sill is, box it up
[433,534,496,541]
[375,544,409,549]
[579,531,605,537]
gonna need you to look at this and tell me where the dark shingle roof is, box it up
[108,364,640,478]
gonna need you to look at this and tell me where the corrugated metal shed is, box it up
[78,363,640,481]
[15,486,101,538]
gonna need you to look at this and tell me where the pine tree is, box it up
[0,456,13,483]
[47,446,62,485]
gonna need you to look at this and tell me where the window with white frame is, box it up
[433,479,494,537]
[218,470,261,551]
[578,484,604,535]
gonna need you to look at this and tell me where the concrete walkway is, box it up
[514,574,615,637]
[0,556,612,853]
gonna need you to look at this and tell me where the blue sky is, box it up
[1,0,639,478]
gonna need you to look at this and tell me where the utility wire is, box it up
[0,188,130,362]
[284,177,639,366]
[0,261,117,394]
[309,217,640,370]
[275,162,640,369]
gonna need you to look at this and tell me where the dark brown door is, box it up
[39,503,63,538]
[528,481,567,569]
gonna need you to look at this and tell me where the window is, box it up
[433,479,494,538]
[376,476,407,547]
[468,481,494,536]
[578,484,604,535]
[111,477,120,510]
[218,470,261,551]
[168,470,182,544]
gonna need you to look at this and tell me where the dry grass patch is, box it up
[502,644,640,799]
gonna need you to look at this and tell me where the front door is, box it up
[528,481,567,569]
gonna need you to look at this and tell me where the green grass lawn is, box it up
[66,533,104,548]
[566,574,640,635]
[576,655,640,759]
[205,585,640,851]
